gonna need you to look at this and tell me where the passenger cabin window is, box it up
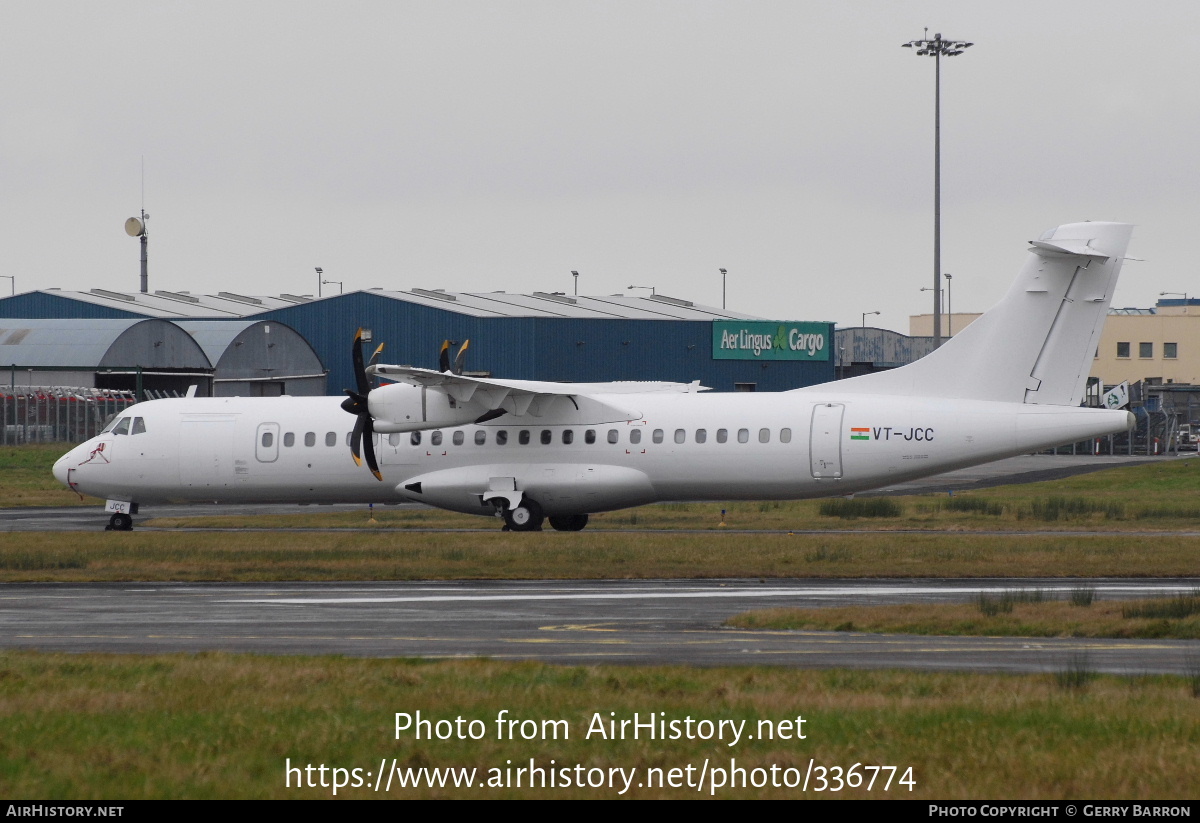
[607,429,619,444]
[518,430,530,445]
[737,428,749,444]
[131,417,146,435]
[304,432,315,447]
[410,432,422,446]
[496,430,509,445]
[283,432,295,447]
[475,431,487,445]
[562,430,574,445]
[780,428,792,443]
[630,429,642,444]
[540,430,552,445]
[388,433,401,446]
[585,429,596,444]
[326,432,337,447]
[261,432,274,448]
[652,429,664,444]
[759,428,770,443]
[431,431,443,446]
[453,431,465,445]
[717,428,728,443]
[674,429,685,444]
[695,429,706,443]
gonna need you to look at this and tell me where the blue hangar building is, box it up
[0,287,835,395]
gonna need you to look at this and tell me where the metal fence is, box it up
[0,387,138,445]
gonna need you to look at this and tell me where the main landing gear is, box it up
[548,514,588,532]
[106,512,134,531]
[495,499,590,532]
[500,498,544,531]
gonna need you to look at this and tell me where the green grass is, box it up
[1121,591,1200,620]
[0,444,100,507]
[4,530,1200,582]
[728,597,1200,640]
[818,498,903,518]
[0,651,1196,799]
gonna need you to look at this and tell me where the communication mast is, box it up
[124,210,149,293]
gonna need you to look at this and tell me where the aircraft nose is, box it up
[52,448,77,487]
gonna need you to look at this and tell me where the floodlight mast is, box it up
[902,30,973,349]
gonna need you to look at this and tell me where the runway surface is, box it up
[2,578,1197,674]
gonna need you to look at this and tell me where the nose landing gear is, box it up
[106,512,134,531]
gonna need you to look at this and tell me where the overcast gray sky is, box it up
[3,1,1196,331]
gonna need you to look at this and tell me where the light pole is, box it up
[322,278,343,295]
[921,286,944,336]
[1160,291,1190,302]
[903,30,973,349]
[315,267,324,298]
[944,273,953,337]
[862,310,880,328]
[720,268,727,309]
[572,270,579,296]
[627,284,656,296]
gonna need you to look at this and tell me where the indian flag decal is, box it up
[850,427,871,441]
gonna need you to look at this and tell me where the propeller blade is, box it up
[343,330,383,480]
[361,418,382,481]
[439,340,453,373]
[352,328,369,396]
[367,342,386,368]
[341,389,366,415]
[453,339,470,375]
[349,414,365,467]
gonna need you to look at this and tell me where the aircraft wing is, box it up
[368,364,709,420]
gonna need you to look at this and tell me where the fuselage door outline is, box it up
[810,403,844,479]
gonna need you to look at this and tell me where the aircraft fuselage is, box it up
[53,391,1132,518]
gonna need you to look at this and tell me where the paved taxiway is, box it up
[2,579,1197,674]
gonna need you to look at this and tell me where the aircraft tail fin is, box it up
[828,221,1133,406]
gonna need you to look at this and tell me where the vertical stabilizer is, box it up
[824,222,1132,406]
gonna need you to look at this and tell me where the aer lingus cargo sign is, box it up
[712,321,830,361]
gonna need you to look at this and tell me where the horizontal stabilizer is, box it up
[1029,239,1110,258]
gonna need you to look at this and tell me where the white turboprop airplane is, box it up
[54,221,1135,532]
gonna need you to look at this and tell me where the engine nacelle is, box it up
[368,382,481,433]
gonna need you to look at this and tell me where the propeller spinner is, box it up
[340,329,385,481]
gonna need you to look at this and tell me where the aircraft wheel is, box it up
[108,513,133,531]
[503,499,544,532]
[548,514,588,532]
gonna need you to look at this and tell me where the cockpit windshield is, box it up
[99,416,146,436]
